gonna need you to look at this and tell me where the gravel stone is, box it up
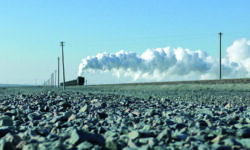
[105,139,120,150]
[27,113,42,121]
[237,128,250,138]
[156,128,171,141]
[69,129,105,146]
[22,143,38,150]
[0,139,15,150]
[79,104,89,113]
[0,116,13,126]
[128,131,140,140]
[97,112,108,119]
[239,138,250,148]
[77,141,93,150]
[0,127,11,138]
[3,133,21,146]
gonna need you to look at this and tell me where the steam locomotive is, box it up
[60,76,85,86]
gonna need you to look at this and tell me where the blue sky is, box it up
[0,0,249,84]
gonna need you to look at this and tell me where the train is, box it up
[60,76,85,86]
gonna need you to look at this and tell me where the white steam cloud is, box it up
[78,38,250,84]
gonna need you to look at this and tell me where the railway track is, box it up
[93,78,250,86]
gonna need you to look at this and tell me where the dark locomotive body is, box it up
[60,76,85,86]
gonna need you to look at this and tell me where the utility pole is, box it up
[58,57,60,88]
[218,32,222,80]
[51,73,54,87]
[61,41,66,90]
[55,70,57,88]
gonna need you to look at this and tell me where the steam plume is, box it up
[78,38,250,83]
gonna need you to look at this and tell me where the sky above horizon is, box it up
[0,0,250,85]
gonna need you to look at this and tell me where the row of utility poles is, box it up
[44,42,66,90]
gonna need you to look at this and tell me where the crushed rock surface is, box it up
[0,84,249,150]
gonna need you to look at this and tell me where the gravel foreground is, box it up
[0,83,250,150]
